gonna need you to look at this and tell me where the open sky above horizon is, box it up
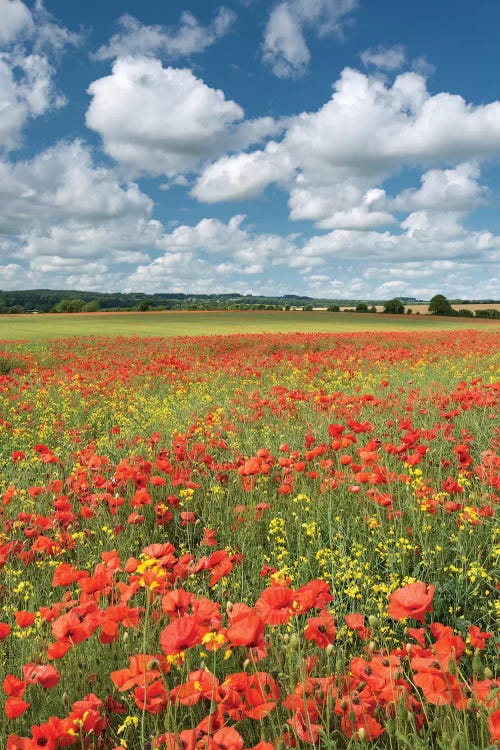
[1,0,500,299]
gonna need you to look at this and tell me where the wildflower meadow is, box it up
[0,329,499,750]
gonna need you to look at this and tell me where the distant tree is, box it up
[355,303,369,312]
[327,305,340,312]
[138,300,153,311]
[52,298,85,313]
[302,305,313,311]
[456,308,474,317]
[428,294,455,316]
[81,300,100,312]
[475,308,500,319]
[383,298,405,314]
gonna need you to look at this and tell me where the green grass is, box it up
[1,310,498,340]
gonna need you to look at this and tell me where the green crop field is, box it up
[1,310,499,340]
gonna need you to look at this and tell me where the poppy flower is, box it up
[3,675,26,697]
[255,585,295,625]
[227,612,265,649]
[344,613,371,641]
[0,622,11,640]
[387,581,435,623]
[205,550,233,586]
[211,726,244,750]
[28,721,59,750]
[159,615,202,655]
[23,664,60,689]
[5,697,30,719]
[51,610,95,645]
[304,610,336,648]
[468,625,493,650]
[488,710,500,744]
[14,611,36,629]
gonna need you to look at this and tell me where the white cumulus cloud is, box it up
[262,0,358,78]
[86,58,280,176]
[93,7,235,61]
[0,0,34,44]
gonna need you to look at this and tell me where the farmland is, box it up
[0,328,499,749]
[1,309,499,341]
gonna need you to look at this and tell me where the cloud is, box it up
[0,0,34,44]
[86,58,280,176]
[192,141,294,202]
[93,7,235,61]
[0,1,82,150]
[195,67,500,234]
[124,214,302,292]
[391,163,488,212]
[262,0,358,78]
[0,140,165,289]
[360,44,406,71]
[0,140,153,231]
[0,53,66,150]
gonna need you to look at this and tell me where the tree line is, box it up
[0,290,498,318]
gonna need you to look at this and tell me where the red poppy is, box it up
[211,726,244,750]
[344,613,371,641]
[227,612,265,649]
[161,588,194,618]
[3,675,26,698]
[387,581,435,623]
[207,550,233,586]
[170,668,221,706]
[304,610,336,648]
[159,615,202,655]
[134,679,169,714]
[0,622,11,640]
[27,721,59,750]
[468,625,493,650]
[255,585,295,625]
[14,611,36,629]
[23,664,60,689]
[488,709,500,743]
[51,610,95,645]
[5,696,30,719]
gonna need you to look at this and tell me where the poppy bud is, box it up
[326,643,334,656]
[484,667,493,679]
[472,652,482,675]
[289,633,300,648]
[368,615,379,629]
[243,658,250,670]
[357,728,366,741]
[368,640,376,653]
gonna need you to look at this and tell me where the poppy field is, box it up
[0,329,499,749]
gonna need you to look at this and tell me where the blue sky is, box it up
[1,0,500,299]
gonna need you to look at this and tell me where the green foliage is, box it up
[383,298,405,314]
[428,294,456,316]
[81,300,100,312]
[355,302,369,312]
[475,308,500,319]
[52,298,85,313]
